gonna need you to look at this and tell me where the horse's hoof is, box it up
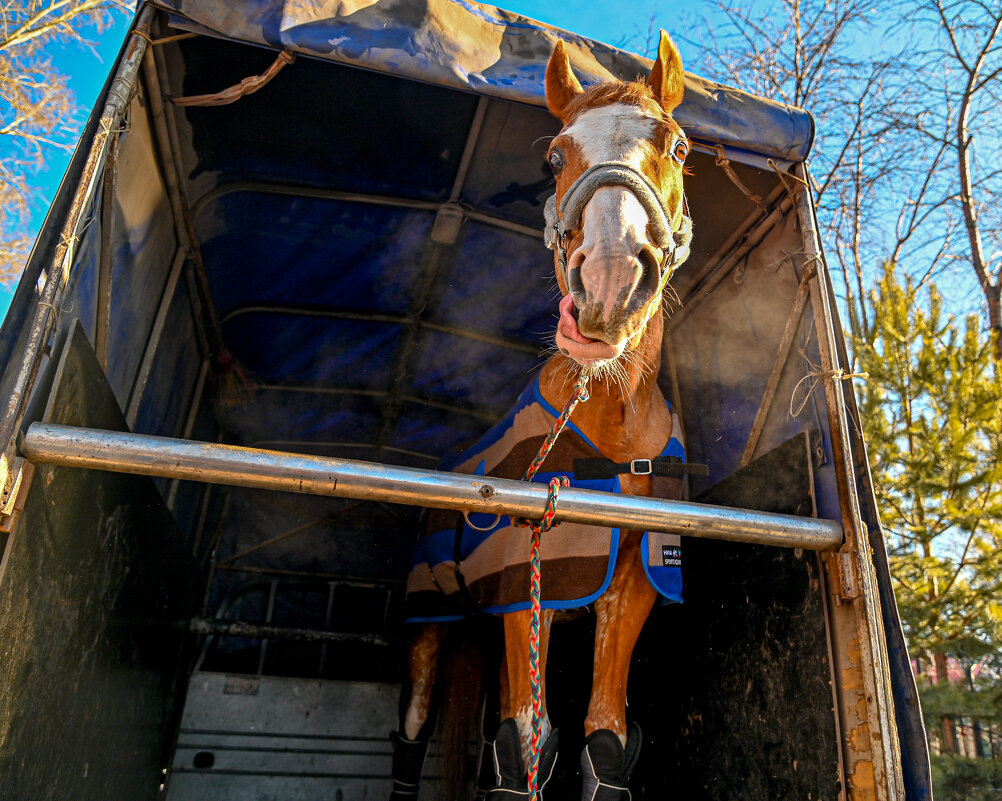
[388,730,430,800]
[580,723,642,800]
[484,717,559,799]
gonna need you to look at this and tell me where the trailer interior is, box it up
[0,3,928,800]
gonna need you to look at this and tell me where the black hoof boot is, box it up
[580,723,642,800]
[389,730,430,800]
[485,718,559,799]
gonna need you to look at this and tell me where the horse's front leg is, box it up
[390,622,446,800]
[484,607,559,797]
[583,530,657,800]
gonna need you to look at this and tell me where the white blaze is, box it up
[562,103,659,257]
[563,102,657,166]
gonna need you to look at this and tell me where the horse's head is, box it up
[543,32,692,370]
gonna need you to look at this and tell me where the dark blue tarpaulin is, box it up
[154,0,814,162]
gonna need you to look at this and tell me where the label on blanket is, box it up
[661,542,682,567]
[405,374,686,622]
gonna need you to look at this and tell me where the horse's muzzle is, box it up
[566,244,661,345]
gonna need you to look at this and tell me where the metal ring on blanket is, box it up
[463,510,502,532]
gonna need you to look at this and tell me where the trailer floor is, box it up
[165,672,447,801]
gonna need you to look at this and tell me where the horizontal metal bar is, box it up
[190,181,544,240]
[219,304,543,356]
[189,617,398,647]
[254,384,504,423]
[213,564,406,585]
[22,423,843,551]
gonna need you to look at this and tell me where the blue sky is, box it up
[0,0,702,323]
[0,9,133,322]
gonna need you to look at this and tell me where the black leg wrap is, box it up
[474,735,496,801]
[484,718,559,799]
[389,730,430,801]
[580,723,642,801]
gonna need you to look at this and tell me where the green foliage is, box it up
[931,755,1002,801]
[852,263,1002,778]
[852,263,1002,657]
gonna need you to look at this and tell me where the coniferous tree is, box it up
[852,263,1002,793]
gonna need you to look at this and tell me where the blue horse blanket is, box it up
[405,375,687,622]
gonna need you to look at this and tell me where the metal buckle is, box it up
[630,458,653,475]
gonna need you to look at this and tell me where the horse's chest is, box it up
[402,382,685,620]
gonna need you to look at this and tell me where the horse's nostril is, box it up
[636,245,660,289]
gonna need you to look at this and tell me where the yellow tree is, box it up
[1,0,128,283]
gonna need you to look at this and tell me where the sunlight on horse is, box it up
[391,31,694,801]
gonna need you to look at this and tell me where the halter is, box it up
[542,160,693,294]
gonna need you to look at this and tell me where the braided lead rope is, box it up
[525,475,567,800]
[511,372,590,800]
[518,373,591,485]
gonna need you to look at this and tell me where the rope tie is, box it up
[790,365,868,417]
[133,30,199,46]
[172,50,296,107]
[511,371,590,800]
[714,144,768,212]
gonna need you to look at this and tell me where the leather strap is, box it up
[574,455,708,481]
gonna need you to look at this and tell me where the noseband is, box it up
[543,160,693,293]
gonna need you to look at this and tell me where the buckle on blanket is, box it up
[630,458,653,475]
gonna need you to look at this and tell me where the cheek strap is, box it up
[543,178,693,291]
[548,161,672,247]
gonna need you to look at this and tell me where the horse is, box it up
[390,31,693,800]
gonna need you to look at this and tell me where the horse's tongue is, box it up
[558,294,596,344]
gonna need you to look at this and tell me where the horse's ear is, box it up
[647,31,684,112]
[546,40,584,122]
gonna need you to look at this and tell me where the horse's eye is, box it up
[672,139,689,163]
[548,150,564,175]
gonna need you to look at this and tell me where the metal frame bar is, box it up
[96,129,121,370]
[368,99,495,460]
[739,263,817,467]
[141,17,216,367]
[125,246,186,427]
[213,564,405,585]
[796,175,905,800]
[189,617,398,647]
[167,357,210,510]
[188,184,543,242]
[253,383,503,423]
[23,422,843,551]
[219,304,542,356]
[668,183,791,332]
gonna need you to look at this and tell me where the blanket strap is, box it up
[574,455,708,480]
[511,371,590,801]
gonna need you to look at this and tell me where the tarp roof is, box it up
[153,0,814,163]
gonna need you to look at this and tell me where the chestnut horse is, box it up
[390,32,692,800]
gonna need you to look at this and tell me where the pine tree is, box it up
[852,263,1002,795]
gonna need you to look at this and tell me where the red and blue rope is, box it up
[512,372,590,800]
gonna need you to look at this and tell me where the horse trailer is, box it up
[0,1,930,799]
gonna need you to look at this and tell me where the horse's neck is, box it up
[539,312,671,461]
